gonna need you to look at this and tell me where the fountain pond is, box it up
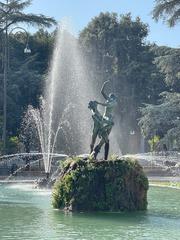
[0,183,180,240]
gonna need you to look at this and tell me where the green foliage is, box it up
[148,135,160,151]
[7,136,20,153]
[109,154,119,161]
[0,0,56,153]
[0,0,56,33]
[139,92,180,150]
[0,135,20,154]
[52,157,149,211]
[136,173,149,191]
[152,0,180,27]
[152,45,180,91]
[139,45,180,151]
[79,12,166,153]
[0,9,178,154]
[0,29,55,146]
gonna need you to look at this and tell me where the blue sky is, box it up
[26,0,180,47]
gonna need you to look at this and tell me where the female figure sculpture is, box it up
[89,80,117,160]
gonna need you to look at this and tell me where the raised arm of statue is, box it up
[95,101,108,107]
[101,80,109,100]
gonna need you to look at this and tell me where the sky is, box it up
[25,0,180,48]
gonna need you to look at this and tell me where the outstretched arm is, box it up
[101,80,109,100]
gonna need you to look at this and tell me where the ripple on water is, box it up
[0,185,180,240]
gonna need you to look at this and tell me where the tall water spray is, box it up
[25,23,94,173]
[23,21,124,174]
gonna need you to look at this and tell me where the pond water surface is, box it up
[0,184,180,240]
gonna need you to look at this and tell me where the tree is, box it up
[152,0,180,27]
[0,0,56,33]
[79,12,166,153]
[29,28,55,73]
[139,92,180,150]
[0,30,55,138]
[149,1,180,150]
[139,45,180,151]
[152,45,180,91]
[0,0,56,153]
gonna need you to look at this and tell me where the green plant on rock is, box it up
[136,173,149,190]
[52,157,149,211]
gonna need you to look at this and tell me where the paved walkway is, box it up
[0,179,37,184]
[148,176,180,182]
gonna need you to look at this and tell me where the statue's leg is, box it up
[103,126,112,160]
[104,141,109,160]
[93,132,108,159]
[91,137,105,160]
[93,145,101,159]
[91,120,112,160]
[90,124,99,153]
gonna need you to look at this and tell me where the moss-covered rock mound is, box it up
[52,157,149,211]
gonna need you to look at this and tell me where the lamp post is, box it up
[9,27,31,54]
[2,17,8,154]
[129,129,135,153]
[2,26,31,154]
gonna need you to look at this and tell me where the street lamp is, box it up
[24,43,31,54]
[130,130,135,136]
[2,26,31,154]
[9,26,32,55]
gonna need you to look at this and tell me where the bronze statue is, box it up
[89,80,117,160]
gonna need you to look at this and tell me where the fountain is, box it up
[22,22,95,176]
[1,22,179,186]
[0,19,180,240]
[124,152,180,183]
[0,21,122,184]
[0,152,67,183]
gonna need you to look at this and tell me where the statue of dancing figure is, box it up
[89,80,117,160]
